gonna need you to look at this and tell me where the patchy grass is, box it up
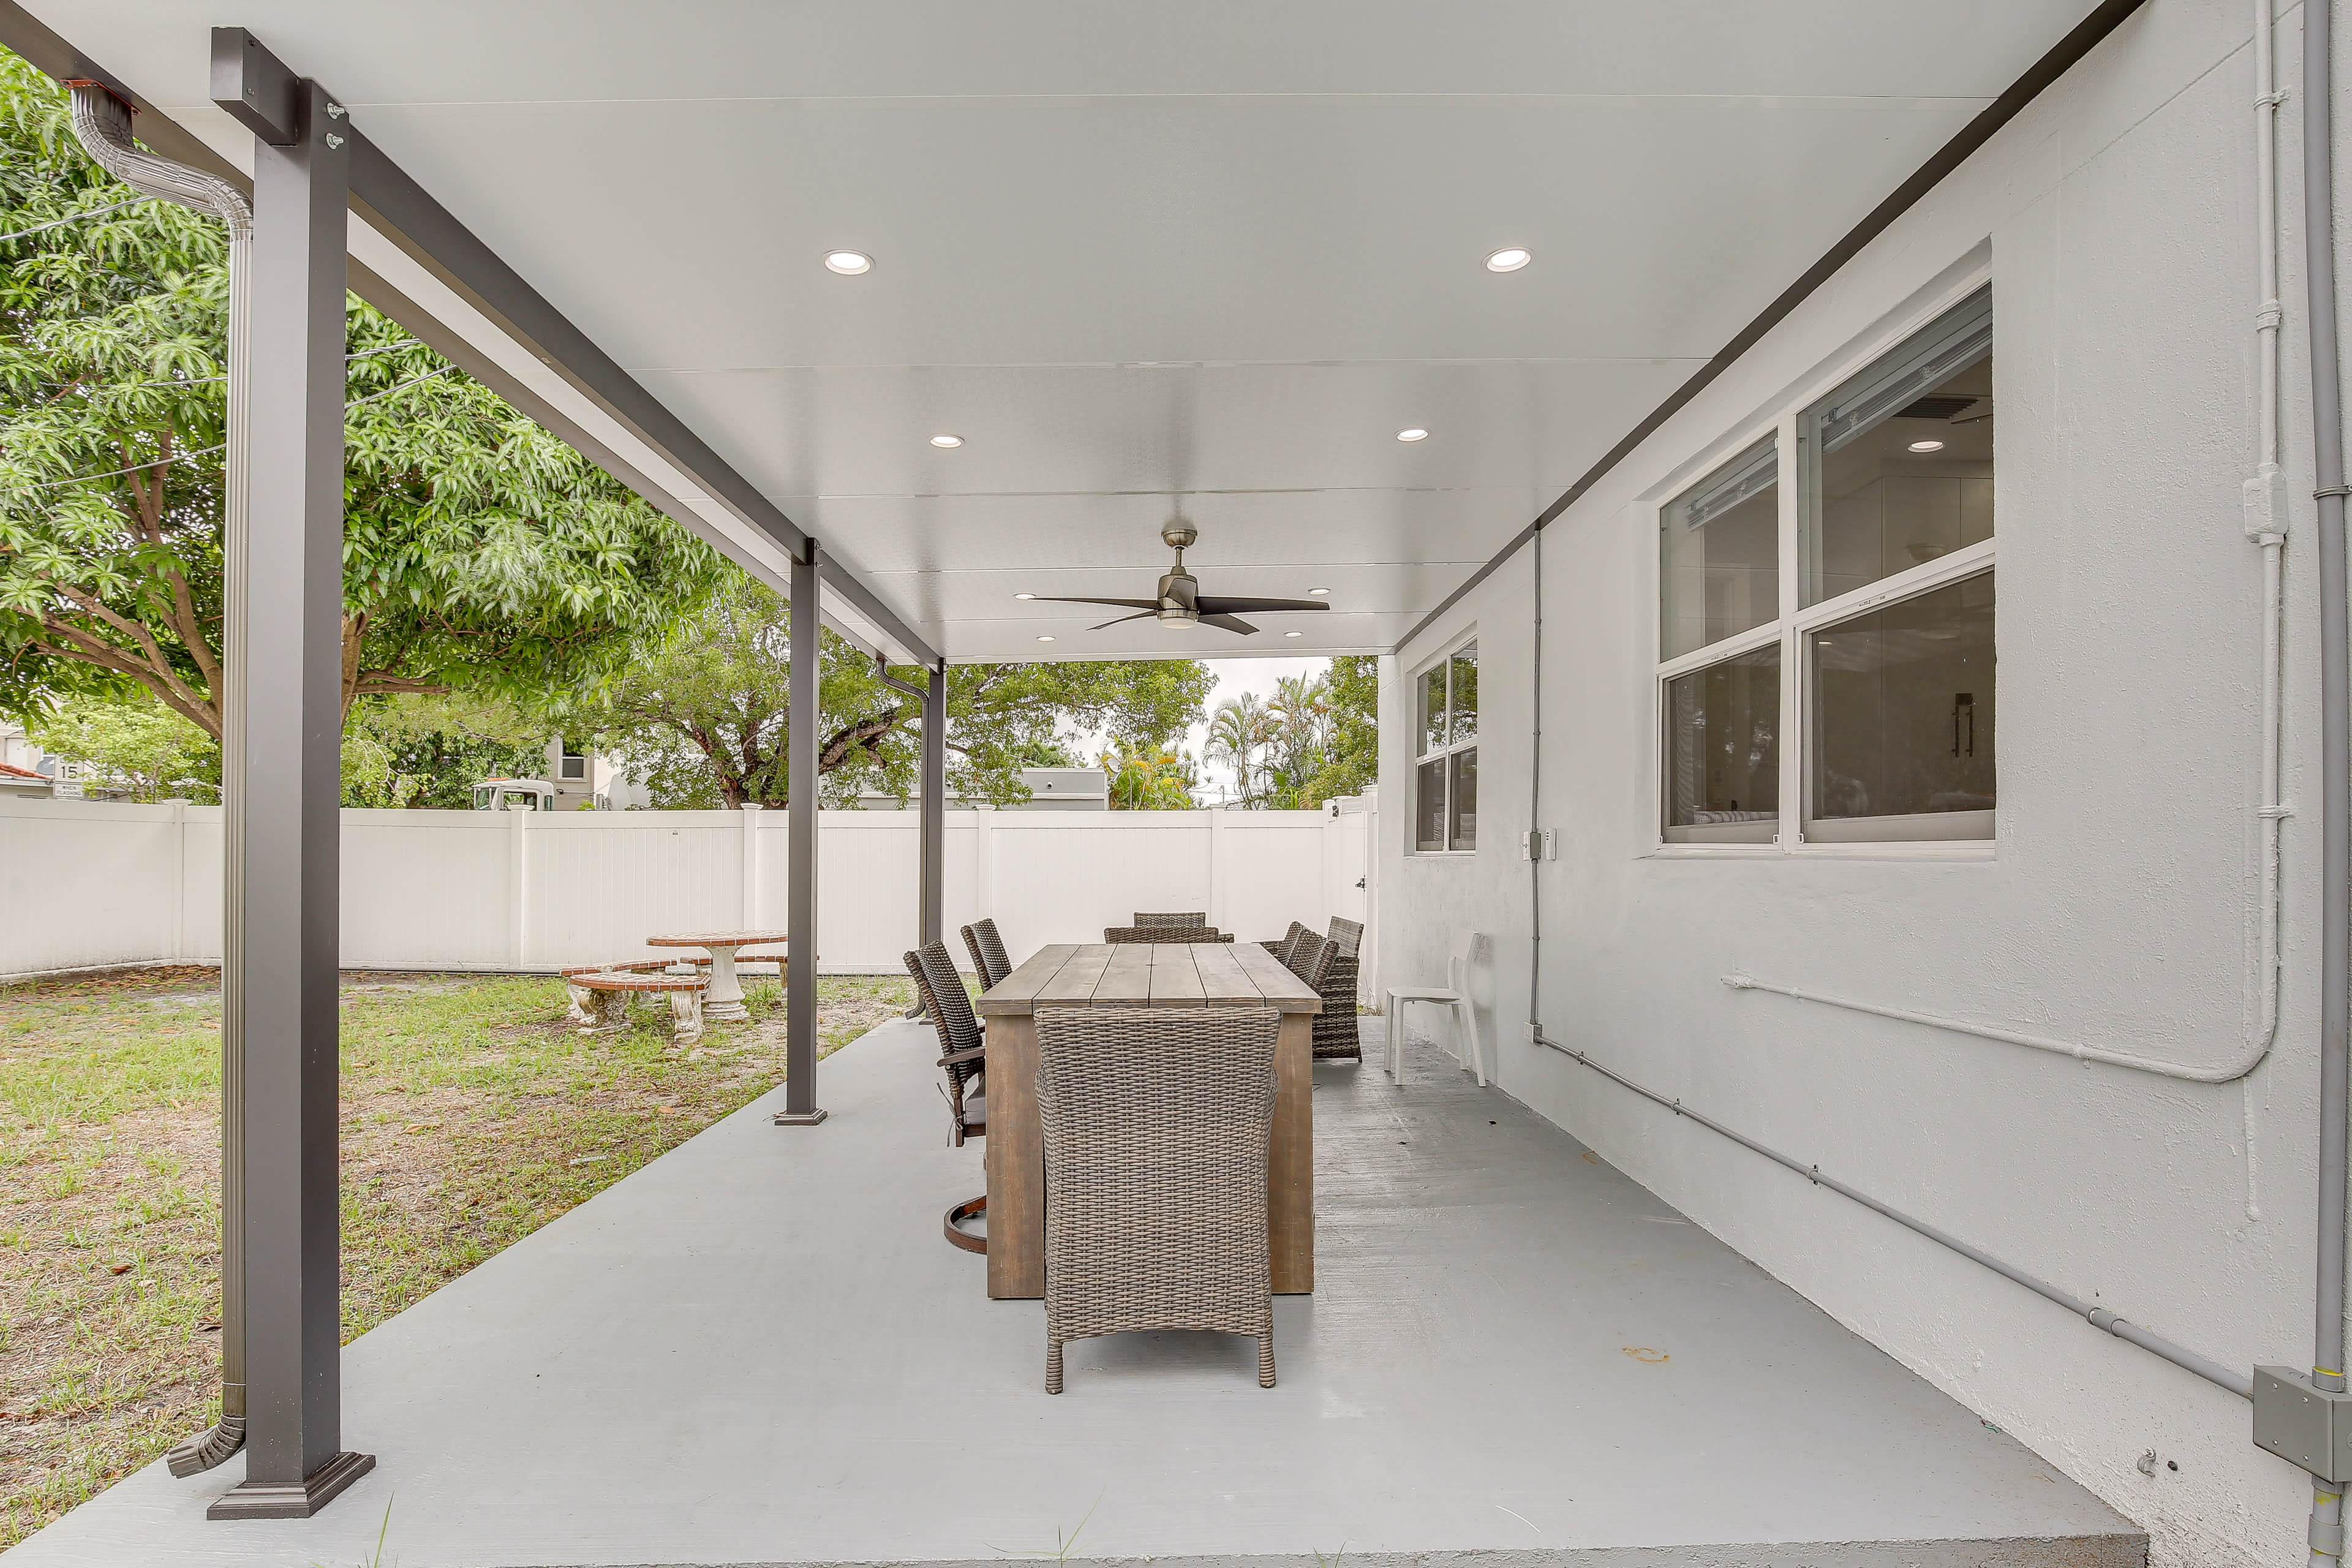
[0,966,911,1548]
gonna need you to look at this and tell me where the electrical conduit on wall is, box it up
[1534,0,2352,1436]
[1722,0,2292,1229]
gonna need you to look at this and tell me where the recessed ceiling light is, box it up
[1014,592,1036,600]
[1036,635,1056,643]
[1485,247,1533,273]
[824,251,872,275]
[930,434,963,448]
[1308,587,1330,596]
[1908,439,1946,453]
[1284,630,1303,638]
[1396,428,1429,442]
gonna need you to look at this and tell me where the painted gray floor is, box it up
[4,1019,2141,1568]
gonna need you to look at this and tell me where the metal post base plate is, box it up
[772,1107,830,1126]
[207,1450,375,1520]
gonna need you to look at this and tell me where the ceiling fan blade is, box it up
[1030,597,1159,610]
[1194,596,1332,614]
[1199,613,1259,635]
[1087,611,1159,631]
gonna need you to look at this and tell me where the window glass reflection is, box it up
[1809,571,1995,831]
[1664,644,1779,842]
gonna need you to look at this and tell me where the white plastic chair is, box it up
[1384,930,1485,1085]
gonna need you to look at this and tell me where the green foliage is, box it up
[1295,654,1378,807]
[1099,737,1199,809]
[340,692,553,809]
[0,54,725,735]
[590,569,1216,808]
[23,692,215,801]
[1205,656,1378,809]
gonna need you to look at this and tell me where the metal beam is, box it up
[921,666,947,951]
[0,6,942,669]
[209,74,373,1520]
[209,26,296,146]
[775,541,829,1126]
[334,132,940,669]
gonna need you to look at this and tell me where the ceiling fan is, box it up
[1031,525,1331,635]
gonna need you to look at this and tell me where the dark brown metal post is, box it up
[777,538,828,1126]
[211,74,372,1519]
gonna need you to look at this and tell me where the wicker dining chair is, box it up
[1035,1002,1282,1393]
[905,942,986,1148]
[1104,924,1229,944]
[1286,931,1335,991]
[961,919,1012,989]
[1134,911,1208,928]
[1314,918,1365,1061]
[1261,920,1313,967]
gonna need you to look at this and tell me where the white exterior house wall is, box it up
[0,802,1366,979]
[1379,7,2336,1566]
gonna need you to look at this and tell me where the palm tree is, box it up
[1262,673,1333,806]
[1205,693,1271,804]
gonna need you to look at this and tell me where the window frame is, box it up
[1412,633,1480,856]
[1648,270,1997,856]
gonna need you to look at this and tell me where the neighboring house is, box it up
[0,724,50,796]
[853,767,1108,812]
[0,759,50,798]
[543,738,651,811]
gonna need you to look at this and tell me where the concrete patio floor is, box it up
[5,1017,2142,1568]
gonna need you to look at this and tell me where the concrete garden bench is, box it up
[564,967,709,1044]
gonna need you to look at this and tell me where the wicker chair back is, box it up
[1313,918,1365,1061]
[1263,920,1313,967]
[962,923,1011,989]
[1286,931,1335,988]
[973,918,1014,986]
[1034,1002,1281,1392]
[915,941,983,1058]
[1133,911,1208,927]
[1104,924,1227,944]
[905,943,986,1147]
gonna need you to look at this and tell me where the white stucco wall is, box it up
[1378,5,2340,1563]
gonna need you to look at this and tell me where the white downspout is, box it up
[62,80,254,1475]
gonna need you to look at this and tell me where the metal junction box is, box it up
[2255,1366,2352,1482]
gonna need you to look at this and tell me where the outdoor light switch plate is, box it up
[2253,1366,2352,1481]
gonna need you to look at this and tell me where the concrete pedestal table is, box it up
[646,930,789,1022]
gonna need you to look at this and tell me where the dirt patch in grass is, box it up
[0,967,911,1548]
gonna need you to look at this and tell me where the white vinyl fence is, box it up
[0,798,1374,982]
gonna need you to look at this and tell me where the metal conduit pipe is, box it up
[1724,0,2295,1231]
[1532,1031,2255,1400]
[2304,1,2352,1563]
[63,80,254,1477]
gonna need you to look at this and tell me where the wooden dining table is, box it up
[975,941,1323,1300]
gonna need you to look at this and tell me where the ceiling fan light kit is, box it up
[1028,524,1333,636]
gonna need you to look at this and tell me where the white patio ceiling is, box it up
[27,2,2095,664]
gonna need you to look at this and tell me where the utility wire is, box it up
[23,365,458,489]
[0,196,153,245]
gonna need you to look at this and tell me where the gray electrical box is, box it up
[2254,1366,2352,1482]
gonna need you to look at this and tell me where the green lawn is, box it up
[0,966,912,1548]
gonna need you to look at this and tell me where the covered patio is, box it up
[0,0,2231,1558]
[6,1021,2138,1568]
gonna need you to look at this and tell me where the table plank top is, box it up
[978,942,1320,1015]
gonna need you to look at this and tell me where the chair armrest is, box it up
[938,1046,987,1067]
